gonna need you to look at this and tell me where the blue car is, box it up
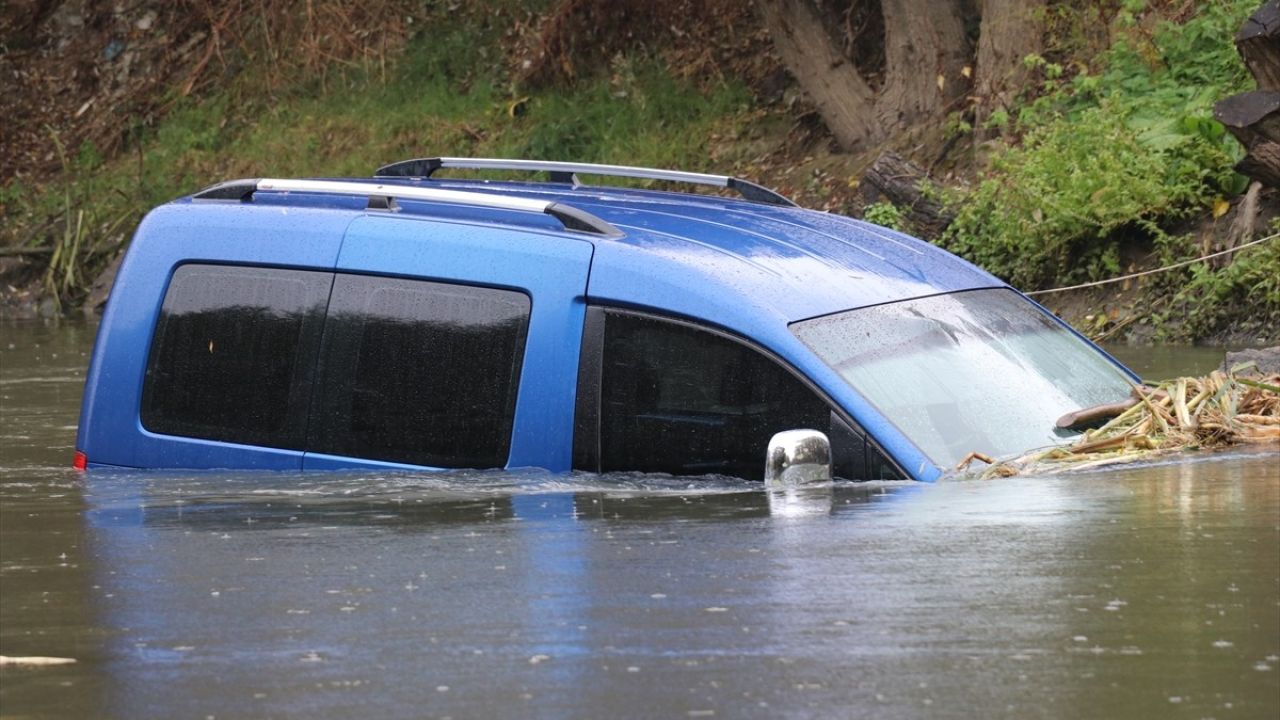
[75,158,1138,481]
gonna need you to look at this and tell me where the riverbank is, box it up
[2,0,1276,343]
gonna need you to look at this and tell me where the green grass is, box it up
[1,20,753,305]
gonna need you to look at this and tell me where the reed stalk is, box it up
[963,369,1280,479]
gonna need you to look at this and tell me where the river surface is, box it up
[1,320,1277,719]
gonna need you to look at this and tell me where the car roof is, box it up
[402,177,1003,324]
[179,175,1005,326]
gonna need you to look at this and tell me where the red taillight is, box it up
[72,451,88,471]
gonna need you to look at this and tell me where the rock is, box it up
[1221,345,1280,375]
[0,263,41,319]
[103,38,125,61]
[83,253,122,316]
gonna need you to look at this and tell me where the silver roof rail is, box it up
[373,157,798,207]
[190,178,622,237]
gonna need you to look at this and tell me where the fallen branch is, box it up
[0,655,77,666]
[956,369,1280,479]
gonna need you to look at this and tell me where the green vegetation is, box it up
[4,0,1273,341]
[940,0,1268,320]
[1,8,751,307]
[863,201,905,231]
[943,107,1216,288]
[1151,220,1280,341]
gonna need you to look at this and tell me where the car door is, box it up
[572,308,906,481]
[302,214,595,472]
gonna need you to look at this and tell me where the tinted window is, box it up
[141,265,331,448]
[589,313,835,481]
[830,413,905,481]
[310,275,530,468]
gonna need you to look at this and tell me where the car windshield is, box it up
[792,288,1136,469]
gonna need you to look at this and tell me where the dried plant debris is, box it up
[955,368,1280,479]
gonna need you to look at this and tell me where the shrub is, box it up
[863,201,904,231]
[941,0,1255,291]
[942,104,1235,288]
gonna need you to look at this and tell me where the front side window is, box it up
[141,265,331,448]
[792,288,1136,468]
[309,275,530,468]
[579,311,901,481]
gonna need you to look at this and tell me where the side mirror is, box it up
[764,429,833,487]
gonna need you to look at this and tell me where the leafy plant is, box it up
[942,105,1212,288]
[863,201,905,231]
[1157,224,1280,341]
[941,0,1257,291]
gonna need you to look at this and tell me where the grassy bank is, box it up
[2,0,1275,343]
[1,4,763,312]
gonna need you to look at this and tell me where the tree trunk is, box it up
[1220,181,1264,269]
[876,0,970,131]
[1237,0,1280,92]
[757,0,970,154]
[1215,0,1280,188]
[973,0,1044,143]
[757,0,881,152]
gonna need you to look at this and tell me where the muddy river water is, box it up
[1,320,1277,719]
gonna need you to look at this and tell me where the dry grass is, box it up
[1,0,417,181]
[960,369,1280,479]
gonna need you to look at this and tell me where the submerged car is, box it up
[75,157,1139,481]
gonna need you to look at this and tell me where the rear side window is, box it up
[309,275,530,468]
[141,265,331,448]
